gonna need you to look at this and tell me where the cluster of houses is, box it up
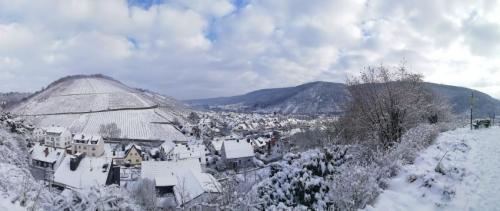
[28,125,268,208]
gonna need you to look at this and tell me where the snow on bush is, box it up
[256,123,449,210]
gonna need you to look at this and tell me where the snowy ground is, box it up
[364,126,500,211]
[0,197,25,211]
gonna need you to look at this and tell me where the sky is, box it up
[0,0,500,100]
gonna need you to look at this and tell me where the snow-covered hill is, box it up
[186,81,500,117]
[186,81,349,115]
[364,127,500,210]
[8,75,189,141]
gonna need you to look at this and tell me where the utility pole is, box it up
[470,91,474,130]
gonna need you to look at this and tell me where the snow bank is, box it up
[365,126,500,210]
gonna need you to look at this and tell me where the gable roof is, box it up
[30,145,65,163]
[141,159,220,205]
[124,143,142,156]
[73,133,102,144]
[44,126,68,136]
[222,140,255,159]
[54,156,111,189]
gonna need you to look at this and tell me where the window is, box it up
[92,147,95,151]
[136,159,139,162]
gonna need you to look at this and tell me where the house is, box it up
[42,127,72,149]
[124,143,143,165]
[53,154,113,189]
[221,140,255,170]
[250,137,268,150]
[30,144,66,171]
[166,144,209,165]
[141,159,221,207]
[72,133,105,157]
[209,139,224,155]
[158,141,175,160]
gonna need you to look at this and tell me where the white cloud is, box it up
[0,0,499,99]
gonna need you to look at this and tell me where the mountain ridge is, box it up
[186,81,500,117]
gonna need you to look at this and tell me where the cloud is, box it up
[0,0,499,99]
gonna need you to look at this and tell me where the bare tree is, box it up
[130,178,157,211]
[99,123,121,139]
[175,176,190,208]
[340,64,450,149]
[187,112,201,124]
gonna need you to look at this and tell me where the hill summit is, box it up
[10,75,188,141]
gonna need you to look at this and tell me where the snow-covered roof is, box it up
[30,145,65,163]
[124,143,142,156]
[223,140,255,159]
[141,159,220,204]
[252,137,268,148]
[161,141,175,154]
[171,144,207,160]
[73,133,102,144]
[54,156,111,189]
[211,140,224,151]
[43,126,68,135]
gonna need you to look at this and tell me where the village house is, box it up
[209,139,224,155]
[124,143,143,165]
[141,159,221,207]
[221,140,255,170]
[166,143,209,165]
[42,127,72,149]
[30,144,66,171]
[158,141,174,160]
[72,133,105,157]
[53,153,115,190]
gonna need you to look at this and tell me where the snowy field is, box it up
[365,126,500,211]
[28,109,187,141]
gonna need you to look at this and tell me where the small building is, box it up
[141,159,221,207]
[72,133,105,157]
[53,155,113,190]
[124,143,143,165]
[30,144,66,170]
[159,141,175,160]
[42,127,72,149]
[209,139,224,155]
[166,144,209,165]
[221,140,255,170]
[250,137,268,150]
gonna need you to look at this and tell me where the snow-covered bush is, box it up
[51,186,140,211]
[256,123,452,210]
[257,147,349,210]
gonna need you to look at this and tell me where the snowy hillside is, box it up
[0,92,30,109]
[186,81,349,115]
[186,81,500,116]
[8,75,189,141]
[365,127,500,210]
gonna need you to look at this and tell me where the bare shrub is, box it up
[98,123,122,139]
[340,64,451,149]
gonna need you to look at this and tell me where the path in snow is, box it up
[364,126,500,211]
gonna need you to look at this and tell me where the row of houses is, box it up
[28,126,262,208]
